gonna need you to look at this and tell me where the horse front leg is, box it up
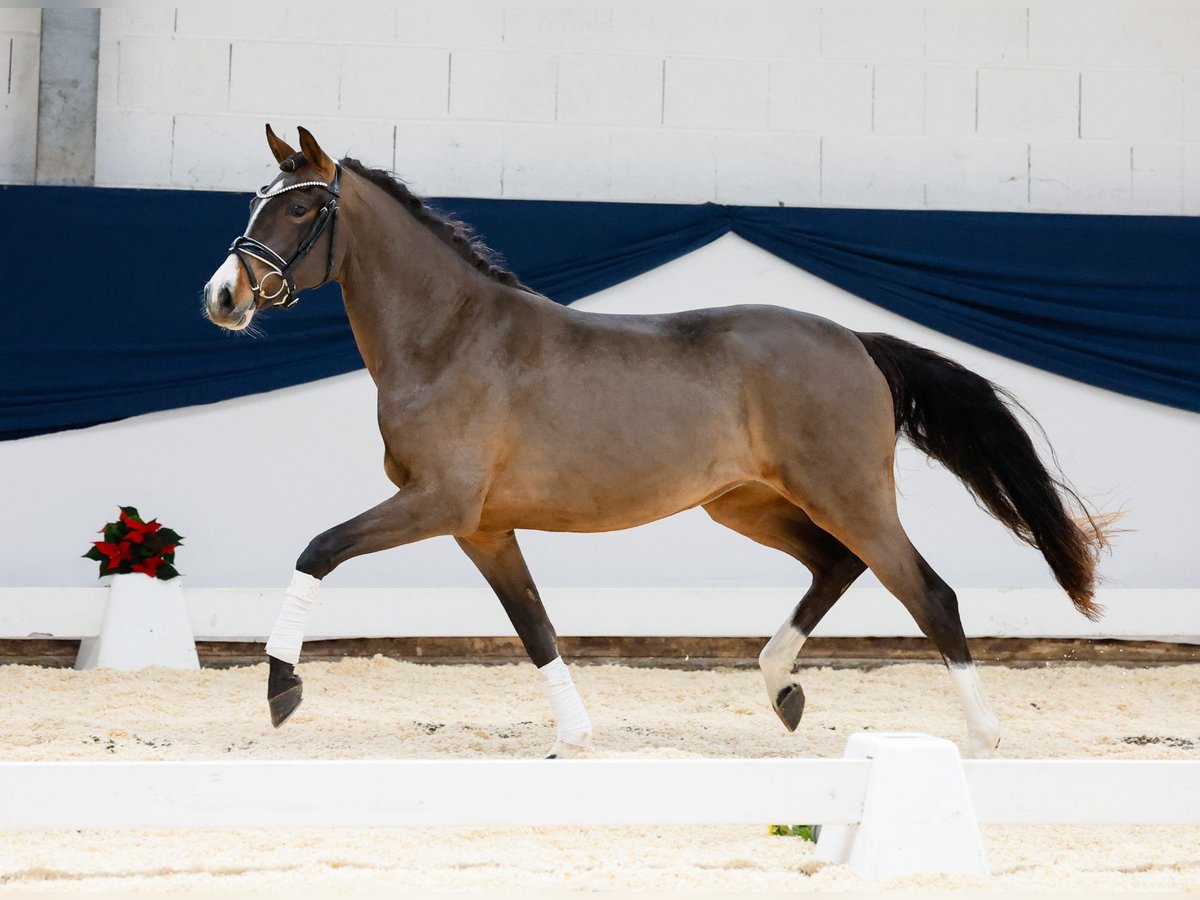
[265,485,474,727]
[456,530,593,758]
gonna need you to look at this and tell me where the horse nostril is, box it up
[217,285,235,313]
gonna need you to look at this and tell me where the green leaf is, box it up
[156,563,179,581]
[103,524,123,542]
[83,546,103,561]
[120,506,141,521]
[768,824,815,841]
[158,528,182,545]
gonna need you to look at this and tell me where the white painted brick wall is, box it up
[8,2,1180,215]
[0,9,40,184]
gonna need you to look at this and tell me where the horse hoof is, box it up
[773,683,805,733]
[267,656,303,728]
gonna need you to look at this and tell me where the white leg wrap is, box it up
[265,571,321,665]
[539,656,592,755]
[949,662,1002,758]
[759,622,807,701]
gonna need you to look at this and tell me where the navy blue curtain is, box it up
[2,184,1197,440]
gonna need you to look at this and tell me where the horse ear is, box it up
[297,126,335,180]
[265,124,296,167]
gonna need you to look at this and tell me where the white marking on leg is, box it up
[538,656,592,758]
[265,570,320,665]
[759,621,807,704]
[948,662,1001,758]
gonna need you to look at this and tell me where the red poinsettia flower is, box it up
[84,506,184,581]
[93,541,132,571]
[120,510,162,543]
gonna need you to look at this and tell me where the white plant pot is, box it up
[75,574,199,671]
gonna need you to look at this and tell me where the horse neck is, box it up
[334,173,489,382]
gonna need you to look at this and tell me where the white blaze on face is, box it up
[204,254,255,330]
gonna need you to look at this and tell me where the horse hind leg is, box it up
[704,485,866,732]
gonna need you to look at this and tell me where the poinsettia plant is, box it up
[83,506,183,580]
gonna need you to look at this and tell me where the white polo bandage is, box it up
[265,570,321,665]
[539,656,592,745]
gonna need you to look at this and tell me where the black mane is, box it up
[339,157,528,291]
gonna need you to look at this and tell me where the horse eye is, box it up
[289,204,307,216]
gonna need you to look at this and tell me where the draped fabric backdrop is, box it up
[2,183,1198,440]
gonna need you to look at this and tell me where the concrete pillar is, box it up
[35,8,99,186]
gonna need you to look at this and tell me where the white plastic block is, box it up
[714,132,820,206]
[556,53,662,126]
[977,68,1078,140]
[75,575,199,672]
[610,128,716,203]
[94,110,175,188]
[449,49,557,123]
[502,6,613,51]
[924,138,1028,212]
[821,136,926,209]
[1029,2,1200,69]
[1030,141,1131,213]
[664,57,768,130]
[769,62,873,133]
[1131,144,1183,214]
[925,4,1028,64]
[117,36,230,114]
[925,66,977,137]
[502,125,611,201]
[872,66,925,136]
[394,121,503,198]
[815,732,990,879]
[339,46,449,120]
[1081,70,1184,141]
[821,2,924,62]
[230,41,341,116]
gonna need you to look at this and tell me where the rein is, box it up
[229,164,341,309]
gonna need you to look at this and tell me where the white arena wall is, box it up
[2,235,1197,600]
[0,5,1197,633]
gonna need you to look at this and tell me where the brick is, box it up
[925,66,976,136]
[393,3,505,49]
[0,31,39,182]
[99,9,174,40]
[977,68,1078,140]
[925,4,1027,64]
[1029,1,1200,69]
[557,54,662,126]
[175,7,280,40]
[172,114,282,190]
[1081,70,1184,141]
[285,8,396,43]
[714,132,820,206]
[394,121,503,198]
[1184,74,1200,142]
[1131,144,1182,214]
[96,37,118,111]
[663,57,768,130]
[610,6,723,55]
[1185,144,1200,214]
[117,37,230,114]
[229,41,341,117]
[610,128,716,203]
[821,136,925,208]
[770,61,872,133]
[449,49,556,122]
[0,9,41,35]
[502,125,610,200]
[873,66,924,136]
[94,110,174,187]
[1029,141,1131,213]
[340,46,449,120]
[821,2,924,62]
[502,7,612,51]
[924,138,1027,211]
[712,3,821,59]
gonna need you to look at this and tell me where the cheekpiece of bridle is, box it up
[229,163,341,309]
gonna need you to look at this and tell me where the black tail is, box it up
[856,331,1111,620]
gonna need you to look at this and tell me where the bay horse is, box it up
[204,126,1110,759]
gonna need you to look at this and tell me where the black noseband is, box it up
[229,164,341,309]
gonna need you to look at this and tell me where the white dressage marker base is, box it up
[3,732,1199,881]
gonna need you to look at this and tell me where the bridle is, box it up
[229,164,341,309]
